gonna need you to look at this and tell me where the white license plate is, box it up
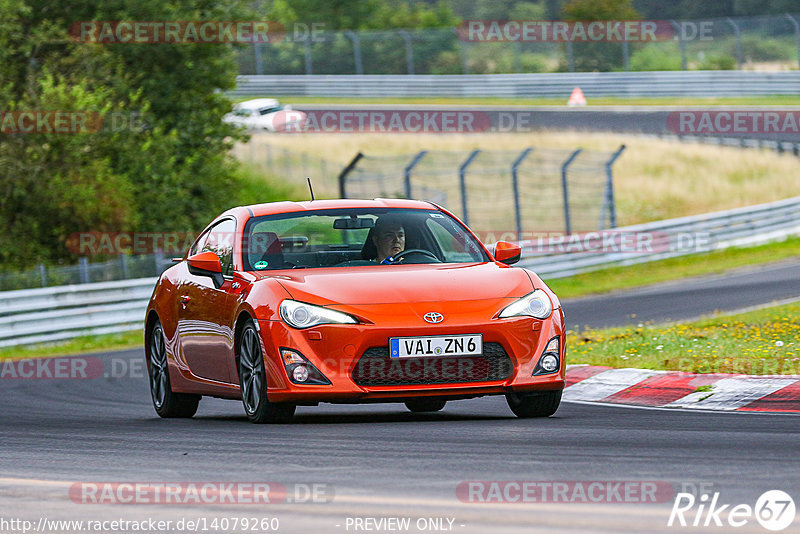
[389,334,482,358]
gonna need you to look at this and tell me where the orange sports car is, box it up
[145,199,566,423]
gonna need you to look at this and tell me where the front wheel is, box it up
[506,390,561,418]
[237,320,296,424]
[404,398,447,413]
[147,321,200,418]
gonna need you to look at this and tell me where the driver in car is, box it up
[373,216,406,264]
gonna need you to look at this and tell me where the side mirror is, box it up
[494,241,521,265]
[187,251,224,288]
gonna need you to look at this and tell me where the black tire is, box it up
[147,321,200,418]
[237,320,296,424]
[506,390,561,418]
[404,398,447,413]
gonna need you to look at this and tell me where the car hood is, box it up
[253,262,532,306]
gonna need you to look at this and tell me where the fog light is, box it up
[533,336,561,376]
[540,354,559,373]
[293,365,309,383]
[279,347,331,385]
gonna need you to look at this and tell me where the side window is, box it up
[189,232,208,257]
[426,218,483,262]
[202,219,236,276]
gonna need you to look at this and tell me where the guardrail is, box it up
[231,71,800,99]
[0,278,157,348]
[2,196,799,347]
[518,196,800,278]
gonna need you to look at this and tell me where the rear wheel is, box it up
[404,398,447,413]
[148,321,200,418]
[238,320,296,424]
[506,390,561,418]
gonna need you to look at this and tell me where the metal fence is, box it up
[231,70,800,99]
[3,195,798,347]
[237,13,800,75]
[339,147,626,235]
[0,278,156,347]
[233,137,342,197]
[518,196,800,278]
[0,254,172,292]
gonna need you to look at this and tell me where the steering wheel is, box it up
[392,249,441,263]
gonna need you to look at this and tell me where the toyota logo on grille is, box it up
[424,312,444,324]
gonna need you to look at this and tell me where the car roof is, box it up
[235,98,280,109]
[223,198,439,220]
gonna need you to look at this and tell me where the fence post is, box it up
[670,20,687,70]
[602,145,626,229]
[560,149,582,235]
[79,257,89,284]
[154,250,165,276]
[786,14,800,69]
[726,18,744,69]
[622,41,630,71]
[403,151,428,199]
[511,148,533,241]
[338,152,364,198]
[119,254,129,280]
[458,149,481,225]
[303,36,313,74]
[254,43,264,75]
[566,41,575,72]
[459,41,469,74]
[345,31,364,74]
[513,41,522,73]
[39,264,47,287]
[399,30,415,75]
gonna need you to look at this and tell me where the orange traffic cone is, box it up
[567,87,587,106]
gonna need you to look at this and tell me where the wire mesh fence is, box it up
[234,137,342,198]
[340,147,626,239]
[0,254,172,291]
[237,13,800,75]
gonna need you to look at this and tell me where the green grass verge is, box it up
[0,330,143,360]
[570,301,800,375]
[240,95,800,107]
[547,236,800,300]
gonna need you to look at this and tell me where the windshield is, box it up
[242,208,489,271]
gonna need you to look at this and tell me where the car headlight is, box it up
[497,289,553,320]
[279,300,358,329]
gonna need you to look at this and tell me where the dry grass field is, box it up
[237,131,800,226]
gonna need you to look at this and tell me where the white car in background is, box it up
[223,98,306,132]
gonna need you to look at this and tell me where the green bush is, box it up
[696,54,738,70]
[630,43,682,71]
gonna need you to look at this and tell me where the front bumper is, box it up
[257,306,566,404]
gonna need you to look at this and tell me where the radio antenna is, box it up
[307,177,315,201]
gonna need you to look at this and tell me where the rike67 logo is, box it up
[668,490,796,531]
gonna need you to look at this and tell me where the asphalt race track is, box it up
[561,258,800,330]
[2,264,799,533]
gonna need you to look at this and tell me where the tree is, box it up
[0,0,252,268]
[560,0,640,72]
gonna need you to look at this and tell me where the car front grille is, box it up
[351,342,514,387]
